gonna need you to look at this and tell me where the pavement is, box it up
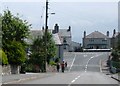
[101,60,120,83]
[2,72,57,84]
[111,73,120,82]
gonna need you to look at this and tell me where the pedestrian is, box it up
[61,61,65,73]
[65,62,67,68]
[56,62,60,72]
[65,61,67,70]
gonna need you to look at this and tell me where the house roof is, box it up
[86,31,109,38]
[58,29,71,37]
[113,32,120,37]
[25,30,61,45]
[30,30,43,39]
[30,29,53,38]
[52,33,62,45]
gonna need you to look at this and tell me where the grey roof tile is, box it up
[52,33,62,45]
[86,31,109,38]
[58,29,71,37]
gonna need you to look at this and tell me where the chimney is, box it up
[42,26,44,31]
[67,26,71,31]
[113,29,116,37]
[107,31,109,37]
[84,31,86,38]
[54,24,59,33]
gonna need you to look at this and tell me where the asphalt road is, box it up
[13,52,119,85]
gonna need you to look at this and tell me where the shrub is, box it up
[49,61,56,66]
[0,49,8,65]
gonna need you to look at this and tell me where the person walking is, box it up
[61,61,65,73]
[56,62,60,72]
[65,61,67,70]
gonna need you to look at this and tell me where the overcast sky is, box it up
[1,0,119,43]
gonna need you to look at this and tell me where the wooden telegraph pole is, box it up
[43,0,48,72]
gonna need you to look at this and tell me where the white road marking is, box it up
[69,54,76,72]
[69,75,81,85]
[99,59,102,73]
[75,77,78,80]
[84,55,87,57]
[84,53,103,72]
[68,53,104,86]
[71,80,75,83]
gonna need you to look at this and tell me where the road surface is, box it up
[5,52,119,85]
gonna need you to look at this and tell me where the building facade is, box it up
[52,24,72,52]
[83,31,111,49]
[25,29,63,61]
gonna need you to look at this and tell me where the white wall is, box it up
[83,38,111,49]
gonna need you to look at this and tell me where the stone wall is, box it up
[2,65,11,75]
[2,65,20,75]
[0,65,2,85]
[46,64,56,72]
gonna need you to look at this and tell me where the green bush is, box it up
[0,49,8,65]
[49,61,56,66]
[111,50,120,62]
[6,41,26,65]
[112,61,120,68]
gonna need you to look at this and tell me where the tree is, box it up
[111,49,120,62]
[2,10,31,50]
[43,32,56,64]
[30,36,45,72]
[0,49,8,65]
[0,14,2,48]
[117,34,120,50]
[5,41,26,65]
[29,31,57,72]
[2,10,31,65]
[1,10,31,74]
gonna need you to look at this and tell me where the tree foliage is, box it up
[2,10,31,65]
[5,41,26,65]
[43,31,56,64]
[0,49,8,65]
[0,14,2,48]
[2,10,30,42]
[30,36,45,70]
[111,49,120,62]
[29,31,57,72]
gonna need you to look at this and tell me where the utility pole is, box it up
[43,0,48,72]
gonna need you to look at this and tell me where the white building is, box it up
[52,33,63,62]
[83,31,111,49]
[25,29,63,60]
[52,24,72,52]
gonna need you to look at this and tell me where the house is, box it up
[83,31,111,49]
[52,33,63,62]
[111,29,120,49]
[25,29,63,61]
[52,24,72,52]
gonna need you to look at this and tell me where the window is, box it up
[102,40,107,42]
[63,38,67,43]
[89,39,94,42]
[64,45,66,49]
